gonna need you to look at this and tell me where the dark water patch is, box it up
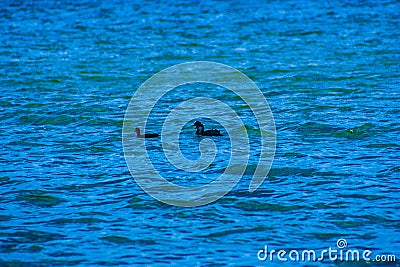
[238,124,262,136]
[126,199,160,210]
[84,117,122,127]
[3,79,63,89]
[337,193,386,201]
[200,226,272,238]
[50,251,85,258]
[172,211,191,219]
[0,215,13,221]
[79,73,130,82]
[366,143,399,149]
[355,155,382,160]
[332,220,365,228]
[298,105,337,113]
[324,87,360,96]
[327,212,348,221]
[310,232,348,241]
[298,122,343,137]
[315,171,352,177]
[65,105,111,115]
[215,197,238,205]
[19,114,79,126]
[92,260,129,266]
[0,176,11,185]
[267,69,293,74]
[48,79,62,83]
[333,123,375,139]
[236,200,305,212]
[101,235,134,244]
[306,180,338,186]
[90,146,114,153]
[385,166,400,173]
[8,140,49,148]
[313,203,347,209]
[0,100,20,108]
[24,103,48,108]
[163,210,234,223]
[78,211,109,217]
[18,192,65,207]
[283,152,308,158]
[0,243,18,253]
[360,215,399,226]
[388,164,400,172]
[100,235,156,245]
[0,230,65,244]
[61,146,93,153]
[232,189,276,199]
[268,167,316,177]
[26,245,44,253]
[284,30,324,37]
[48,217,107,225]
[0,260,83,266]
[71,199,122,208]
[356,234,378,241]
[55,177,131,192]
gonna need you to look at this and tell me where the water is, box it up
[1,0,399,266]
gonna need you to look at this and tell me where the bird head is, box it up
[193,121,203,127]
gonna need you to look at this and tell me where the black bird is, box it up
[134,128,159,138]
[193,121,222,136]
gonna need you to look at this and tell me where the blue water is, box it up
[1,0,399,266]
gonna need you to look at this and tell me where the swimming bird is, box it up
[134,128,159,138]
[193,121,222,136]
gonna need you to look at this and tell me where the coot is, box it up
[193,121,222,136]
[134,128,159,138]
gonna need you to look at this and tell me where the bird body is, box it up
[193,121,222,136]
[134,128,159,138]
